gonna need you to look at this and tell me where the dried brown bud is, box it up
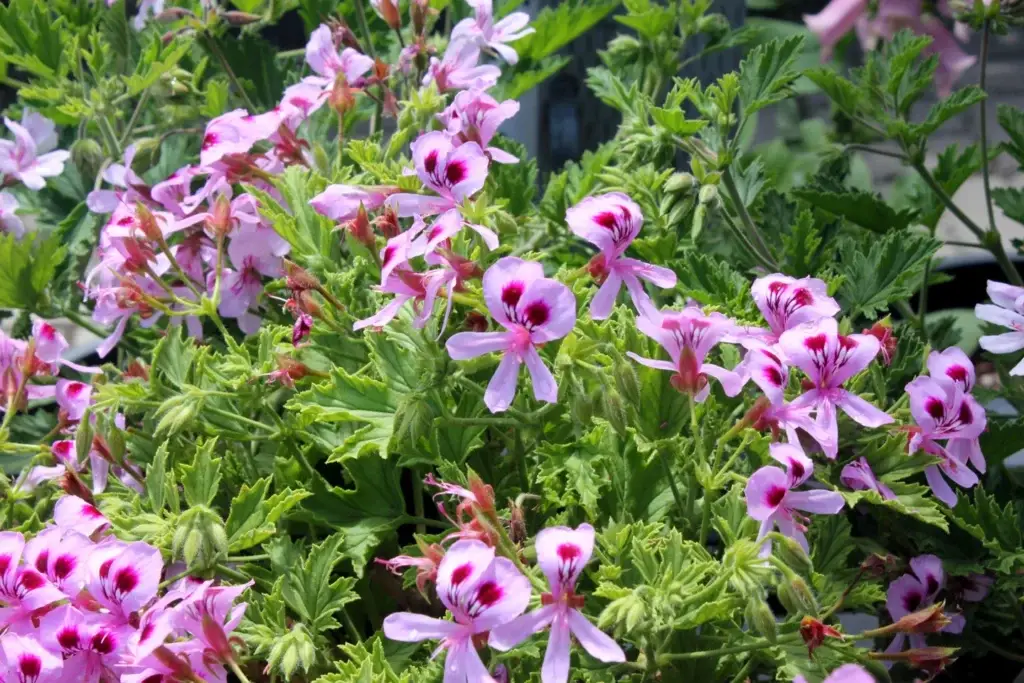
[867,602,952,636]
[285,261,320,292]
[221,10,261,26]
[155,7,195,21]
[870,645,957,674]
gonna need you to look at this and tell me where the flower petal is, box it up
[568,610,625,663]
[488,605,556,651]
[383,613,460,642]
[485,353,522,413]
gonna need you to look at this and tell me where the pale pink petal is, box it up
[535,523,594,594]
[485,353,522,413]
[447,331,510,360]
[909,554,944,599]
[542,614,572,683]
[804,0,869,59]
[589,272,622,320]
[567,610,625,663]
[836,391,893,428]
[785,489,845,515]
[523,346,558,404]
[625,352,676,373]
[744,466,789,521]
[769,442,814,486]
[925,465,958,507]
[979,331,1024,354]
[489,605,557,651]
[383,613,460,642]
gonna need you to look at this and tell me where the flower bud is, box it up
[464,311,489,333]
[71,139,104,179]
[373,0,402,30]
[664,171,695,193]
[507,498,528,545]
[221,10,261,25]
[775,534,814,574]
[292,314,313,347]
[745,595,777,642]
[870,645,957,674]
[601,391,629,435]
[868,602,952,636]
[285,261,320,292]
[345,203,376,250]
[778,576,818,616]
[698,184,718,205]
[862,318,896,366]
[410,0,429,35]
[613,359,641,407]
[329,76,357,115]
[205,194,233,238]
[155,7,195,21]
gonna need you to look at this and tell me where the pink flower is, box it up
[199,109,281,169]
[885,555,964,661]
[438,89,520,164]
[86,540,163,623]
[919,16,976,98]
[841,457,896,500]
[31,319,101,375]
[566,193,676,319]
[388,132,497,248]
[173,581,252,664]
[310,184,394,222]
[446,257,576,413]
[304,25,374,90]
[795,663,875,683]
[215,225,290,334]
[383,540,531,683]
[451,0,534,65]
[424,40,501,92]
[0,191,25,237]
[56,380,92,423]
[0,109,69,190]
[0,632,63,683]
[736,341,790,406]
[489,524,625,683]
[627,306,742,402]
[750,274,839,342]
[905,372,985,507]
[976,280,1024,375]
[804,0,868,59]
[0,531,67,632]
[38,604,123,680]
[745,444,845,554]
[23,527,93,597]
[86,145,150,214]
[779,317,893,458]
[53,496,109,537]
[16,440,81,493]
[355,252,464,335]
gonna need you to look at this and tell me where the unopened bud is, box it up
[861,552,899,578]
[869,645,958,674]
[205,194,233,238]
[410,0,429,35]
[778,576,818,617]
[868,602,952,636]
[155,7,195,21]
[345,203,375,249]
[285,261,320,292]
[464,312,488,333]
[297,290,323,318]
[507,498,527,545]
[862,318,896,366]
[613,359,641,406]
[221,10,261,25]
[745,596,777,642]
[71,139,104,179]
[698,184,718,205]
[776,534,814,574]
[329,76,357,115]
[373,0,402,30]
[134,203,163,242]
[601,391,629,435]
[374,206,401,238]
[664,172,695,193]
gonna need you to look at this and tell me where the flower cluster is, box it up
[0,496,249,682]
[803,0,976,96]
[0,110,71,238]
[382,479,623,683]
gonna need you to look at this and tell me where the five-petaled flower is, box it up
[383,540,530,682]
[446,257,576,413]
[490,524,625,683]
[566,192,676,320]
[976,280,1024,375]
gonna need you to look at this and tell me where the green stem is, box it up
[974,635,1024,664]
[341,606,363,643]
[845,144,908,161]
[226,657,254,683]
[979,19,998,234]
[514,429,529,493]
[203,33,257,112]
[441,415,518,428]
[275,48,305,60]
[351,0,377,59]
[412,472,426,536]
[918,257,933,328]
[120,88,151,147]
[657,633,802,663]
[292,446,317,479]
[227,554,270,563]
[728,659,754,683]
[658,445,686,519]
[216,563,250,584]
[159,568,193,590]
[911,161,986,241]
[722,166,775,268]
[205,406,277,433]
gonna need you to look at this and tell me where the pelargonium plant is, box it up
[1,0,1024,682]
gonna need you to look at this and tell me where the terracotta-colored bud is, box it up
[221,10,261,25]
[285,261,320,292]
[329,76,357,115]
[346,203,375,250]
[205,194,233,238]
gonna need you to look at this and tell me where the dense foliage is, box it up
[2,0,1024,682]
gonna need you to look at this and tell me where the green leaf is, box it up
[283,533,360,634]
[180,439,223,508]
[948,488,1024,573]
[148,442,168,512]
[998,104,1024,167]
[304,452,406,530]
[912,86,985,138]
[210,33,286,109]
[903,144,983,231]
[0,232,66,310]
[225,479,309,553]
[993,187,1024,224]
[151,326,195,390]
[316,639,406,683]
[884,30,937,116]
[289,369,399,460]
[805,67,863,118]
[792,187,917,233]
[513,0,619,62]
[837,231,940,319]
[738,34,805,116]
[650,106,708,136]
